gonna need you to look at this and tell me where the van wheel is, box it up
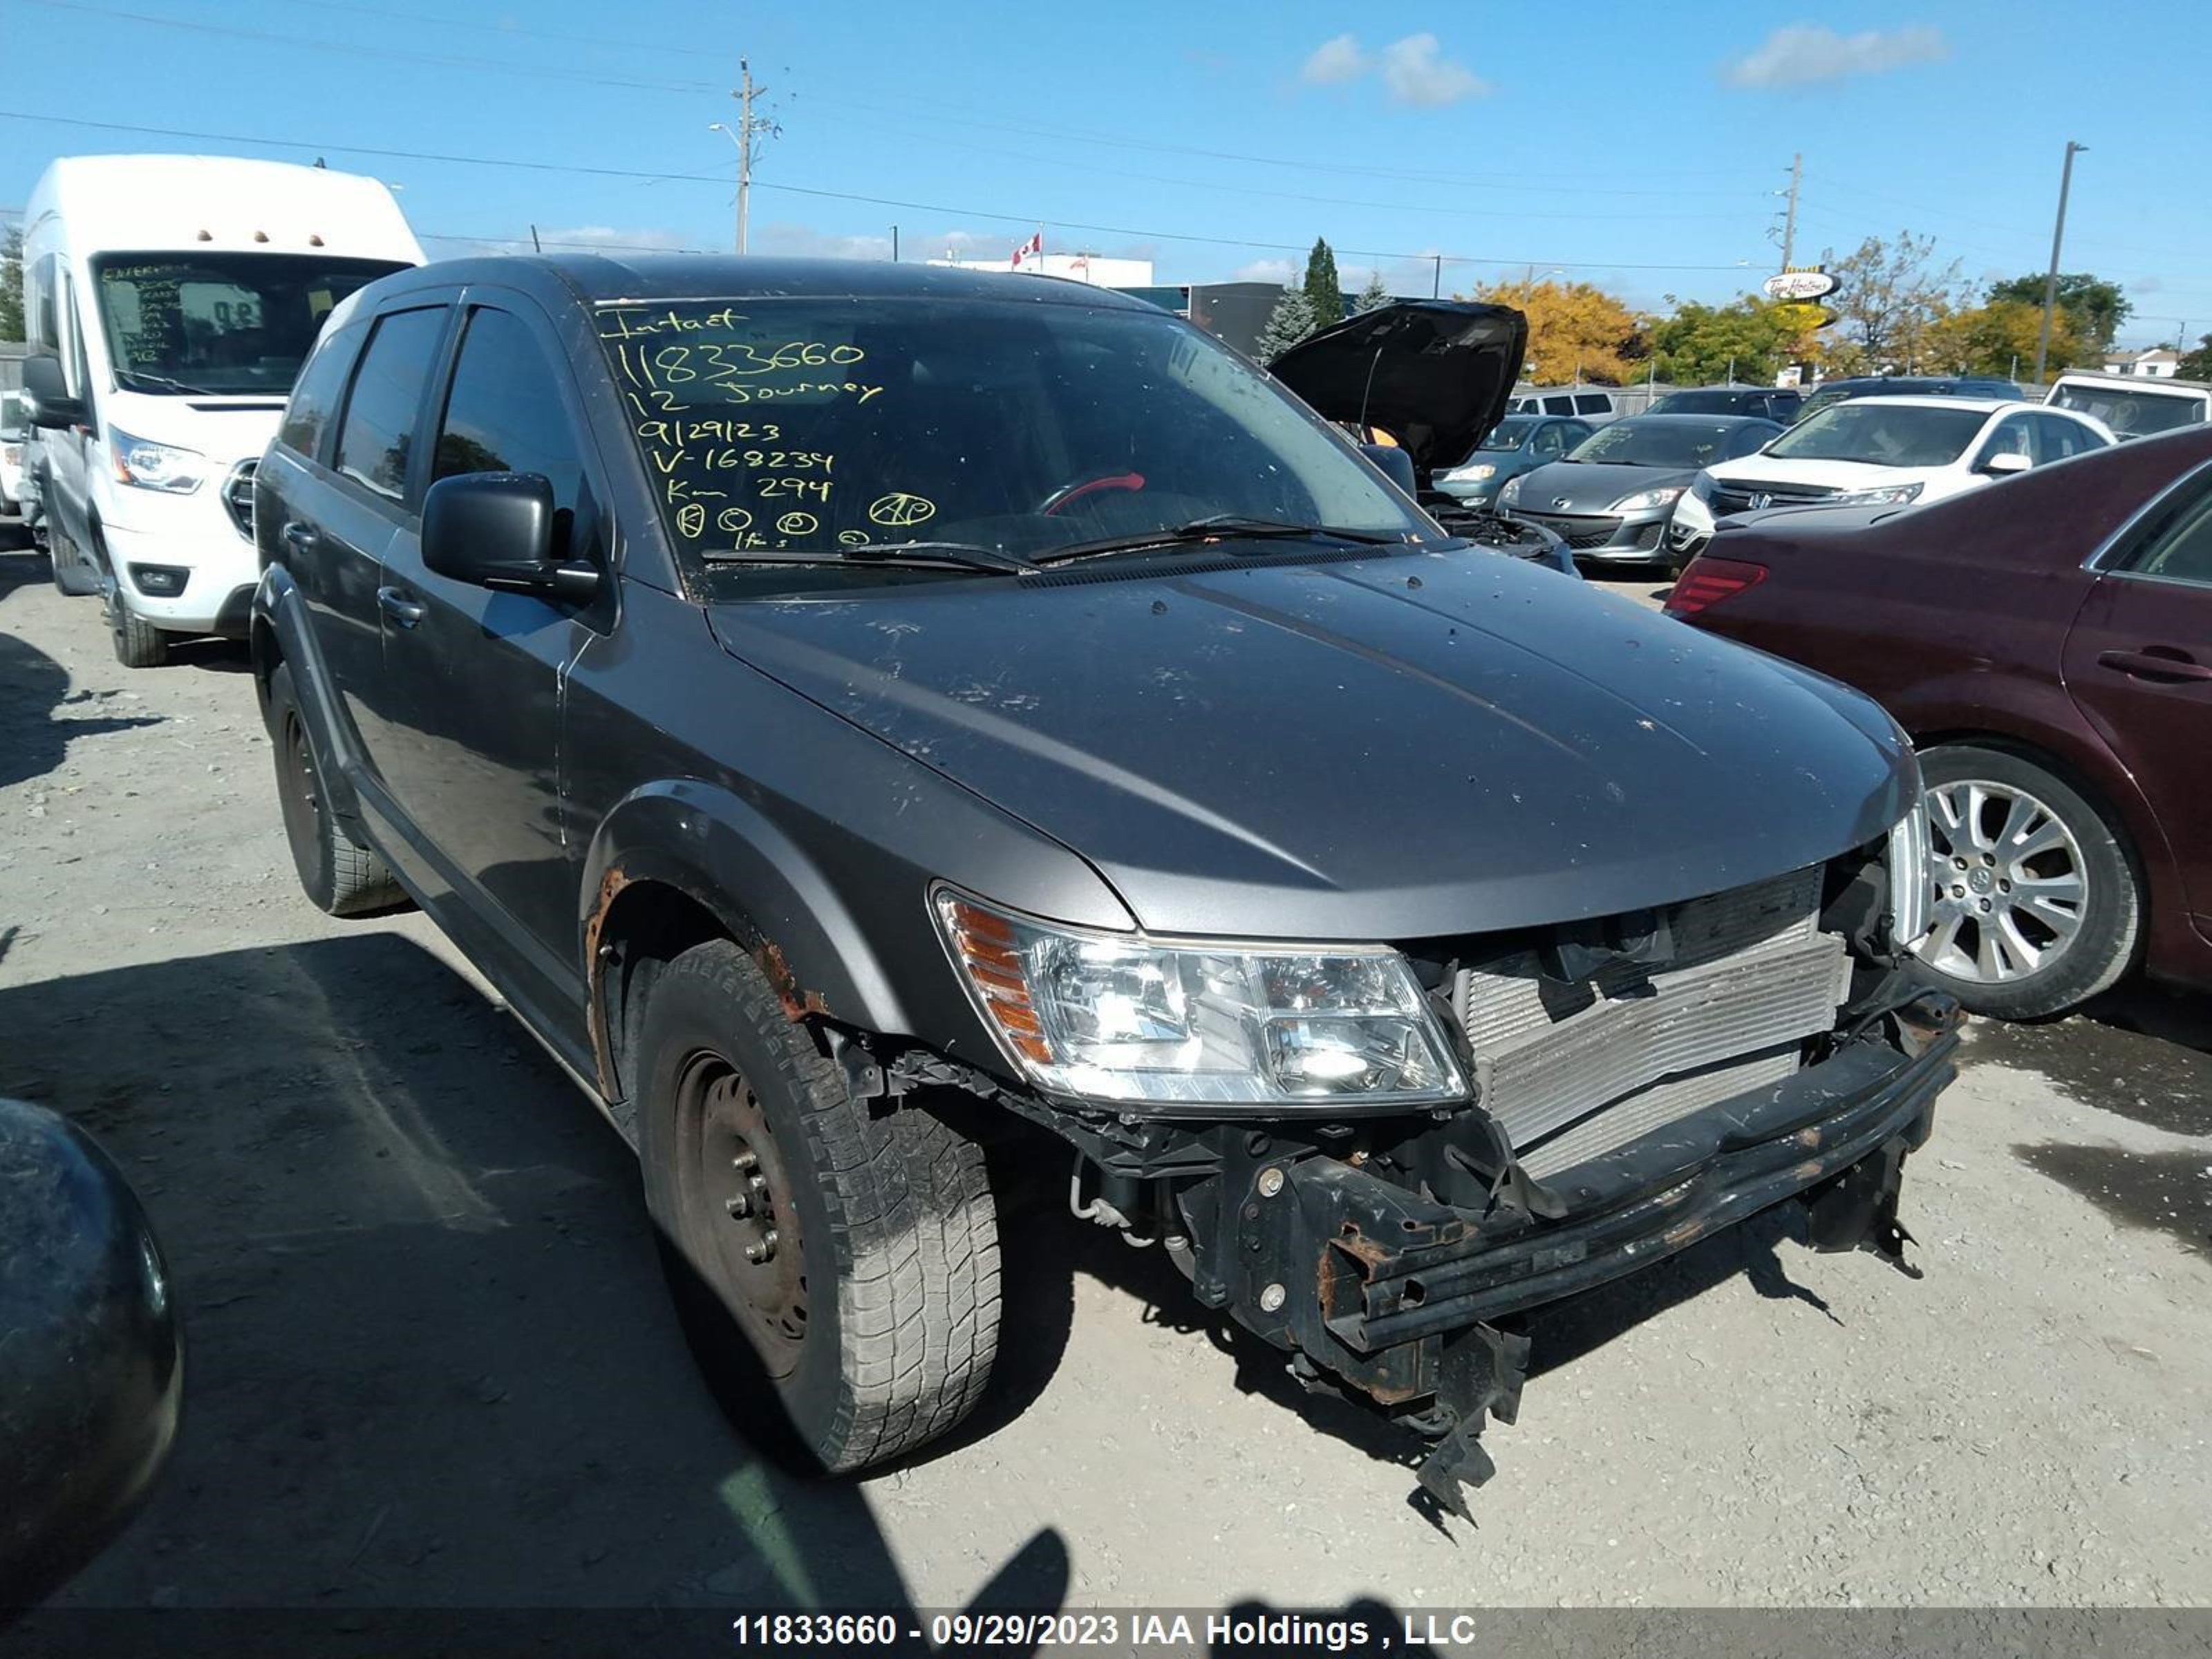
[638,940,1000,1473]
[1909,743,2140,1019]
[109,597,172,669]
[49,531,100,597]
[267,662,408,915]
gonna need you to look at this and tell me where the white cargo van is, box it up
[19,155,422,664]
[2043,370,2211,441]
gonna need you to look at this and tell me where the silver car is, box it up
[1497,413,1781,570]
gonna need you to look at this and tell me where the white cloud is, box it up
[1233,258,1297,285]
[1377,33,1488,106]
[1723,24,1948,89]
[1300,32,1369,85]
[1298,32,1486,106]
[532,224,702,254]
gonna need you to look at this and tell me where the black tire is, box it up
[49,529,100,597]
[1909,743,2141,1020]
[109,595,171,669]
[266,662,408,916]
[637,940,1000,1473]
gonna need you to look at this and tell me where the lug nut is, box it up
[747,1171,769,1194]
[1952,884,1966,897]
[1953,856,1969,870]
[725,1194,751,1219]
[733,1150,759,1173]
[1258,1282,1286,1313]
[1257,1166,1285,1198]
[1983,853,1996,865]
[1999,879,2012,892]
[1978,899,1992,912]
[743,1228,779,1264]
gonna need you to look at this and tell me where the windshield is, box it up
[1478,417,1537,451]
[1765,402,1989,467]
[1565,418,1747,469]
[2051,382,2205,438]
[91,252,411,395]
[597,297,1430,568]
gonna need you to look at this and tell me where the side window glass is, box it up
[334,306,448,503]
[431,307,585,516]
[2037,413,2090,459]
[1544,395,1574,415]
[1533,424,1564,456]
[278,320,364,460]
[2130,491,2212,585]
[1574,393,1610,416]
[1980,415,2034,467]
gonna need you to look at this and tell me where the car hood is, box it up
[104,389,285,467]
[706,550,1913,941]
[1512,460,1699,514]
[1269,301,1527,478]
[1712,455,1930,491]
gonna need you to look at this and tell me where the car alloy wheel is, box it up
[1915,778,2086,984]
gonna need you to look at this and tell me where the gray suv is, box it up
[252,256,1959,1511]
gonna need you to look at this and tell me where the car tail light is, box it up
[1665,557,1767,618]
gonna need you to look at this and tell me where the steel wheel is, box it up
[1915,777,2087,984]
[673,1050,808,1376]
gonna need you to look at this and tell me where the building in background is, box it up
[2099,347,2181,379]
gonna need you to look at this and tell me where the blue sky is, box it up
[5,0,2208,346]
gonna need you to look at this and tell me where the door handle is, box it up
[2097,647,2212,683]
[280,521,318,556]
[377,586,427,628]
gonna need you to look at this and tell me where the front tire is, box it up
[266,662,407,916]
[109,595,171,669]
[1909,743,2140,1019]
[638,941,1000,1473]
[50,529,101,597]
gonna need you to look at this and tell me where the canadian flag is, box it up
[1011,230,1042,269]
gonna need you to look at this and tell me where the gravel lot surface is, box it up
[3,540,2208,1616]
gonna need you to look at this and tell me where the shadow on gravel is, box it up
[0,934,1051,1616]
[1959,984,2212,1136]
[0,627,164,789]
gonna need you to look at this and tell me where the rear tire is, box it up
[1908,743,2140,1019]
[267,662,408,916]
[49,529,100,597]
[637,940,1000,1473]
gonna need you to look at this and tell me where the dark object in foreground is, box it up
[254,255,1952,1510]
[1670,422,2212,1019]
[0,1098,182,1610]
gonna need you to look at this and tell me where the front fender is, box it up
[580,779,910,1036]
[253,564,365,830]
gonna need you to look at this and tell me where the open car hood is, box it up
[1269,300,1528,480]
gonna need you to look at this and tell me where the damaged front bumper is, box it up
[1177,993,1960,1512]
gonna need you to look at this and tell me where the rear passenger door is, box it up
[305,301,453,798]
[2062,469,2212,929]
[371,294,608,1035]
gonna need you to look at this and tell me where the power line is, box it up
[0,110,1759,274]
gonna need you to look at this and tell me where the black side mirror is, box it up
[20,355,87,432]
[0,1096,182,1610]
[1360,442,1418,494]
[421,471,599,601]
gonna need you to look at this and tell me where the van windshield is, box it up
[91,253,411,395]
[2050,382,2205,439]
[597,296,1430,568]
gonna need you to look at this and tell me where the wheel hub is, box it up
[1914,778,2088,984]
[678,1055,809,1365]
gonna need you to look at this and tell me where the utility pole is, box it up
[1432,254,1441,299]
[1779,152,1801,271]
[733,58,767,255]
[890,225,899,263]
[2034,140,2087,387]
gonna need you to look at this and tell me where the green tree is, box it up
[1925,298,2085,378]
[0,225,24,343]
[1985,272,2130,352]
[1644,297,1804,386]
[1255,285,1318,363]
[1817,231,1964,377]
[2177,333,2212,381]
[1352,270,1391,314]
[1302,237,1344,328]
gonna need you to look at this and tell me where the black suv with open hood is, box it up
[252,256,1958,1512]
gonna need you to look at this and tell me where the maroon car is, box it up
[1667,424,2212,1019]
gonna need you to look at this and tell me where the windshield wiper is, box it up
[1034,514,1405,566]
[699,541,1038,576]
[118,371,217,395]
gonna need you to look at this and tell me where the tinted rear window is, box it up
[278,319,365,459]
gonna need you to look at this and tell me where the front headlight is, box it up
[1886,791,1933,951]
[934,890,1468,1110]
[1609,485,1686,513]
[1497,476,1524,506]
[1828,480,1924,507]
[109,427,205,494]
[1443,462,1497,483]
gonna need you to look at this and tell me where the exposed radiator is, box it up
[1451,865,1849,1180]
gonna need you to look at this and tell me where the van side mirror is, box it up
[421,471,599,601]
[1360,442,1418,494]
[21,354,87,431]
[1978,451,2032,476]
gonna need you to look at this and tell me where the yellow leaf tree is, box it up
[1924,298,2086,380]
[1467,276,1646,386]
